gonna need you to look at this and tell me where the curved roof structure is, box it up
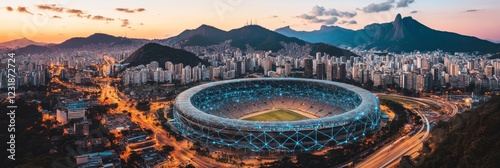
[172,78,381,151]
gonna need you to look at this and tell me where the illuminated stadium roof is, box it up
[171,78,381,151]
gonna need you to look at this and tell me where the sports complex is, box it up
[171,78,381,152]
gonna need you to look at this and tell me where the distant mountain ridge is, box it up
[15,45,52,54]
[225,25,306,51]
[123,43,209,68]
[276,14,500,53]
[160,24,358,57]
[57,33,135,48]
[0,38,46,49]
[160,24,227,45]
[13,25,358,58]
[275,25,357,47]
[13,33,147,54]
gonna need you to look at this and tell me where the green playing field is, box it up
[242,109,310,121]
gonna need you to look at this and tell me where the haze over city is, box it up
[2,0,500,43]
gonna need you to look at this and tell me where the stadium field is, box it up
[242,109,310,121]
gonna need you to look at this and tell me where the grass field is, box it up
[242,109,310,121]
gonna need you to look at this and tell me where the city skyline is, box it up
[1,0,500,43]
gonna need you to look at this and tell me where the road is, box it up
[384,94,458,119]
[53,73,227,167]
[49,64,237,167]
[355,94,456,168]
[99,83,229,168]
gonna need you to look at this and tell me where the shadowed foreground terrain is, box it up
[415,96,500,168]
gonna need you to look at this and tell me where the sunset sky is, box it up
[1,0,500,43]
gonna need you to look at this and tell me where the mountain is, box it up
[57,33,135,48]
[0,38,46,48]
[123,43,209,68]
[225,25,307,51]
[309,43,358,57]
[163,25,358,57]
[13,33,146,55]
[160,24,226,45]
[365,14,500,53]
[414,96,500,167]
[489,53,500,59]
[276,14,500,53]
[13,44,52,54]
[275,25,356,46]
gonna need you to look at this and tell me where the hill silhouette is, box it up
[57,33,134,48]
[162,24,227,46]
[123,43,208,68]
[275,25,357,46]
[0,38,46,48]
[15,33,145,54]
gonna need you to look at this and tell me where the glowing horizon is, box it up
[1,0,499,43]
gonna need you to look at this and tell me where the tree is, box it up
[128,152,142,163]
[120,130,130,136]
[296,153,326,168]
[365,79,374,90]
[162,145,174,154]
[255,66,264,74]
[266,156,297,168]
[145,129,154,135]
[110,103,118,109]
[135,101,151,111]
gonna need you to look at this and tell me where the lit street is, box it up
[356,94,458,168]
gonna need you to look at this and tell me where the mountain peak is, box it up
[320,25,340,31]
[196,24,218,30]
[0,38,46,48]
[392,13,405,40]
[277,25,291,30]
[395,13,402,22]
[162,24,227,46]
[57,32,133,48]
[142,42,163,48]
[89,33,114,38]
[242,24,266,29]
[235,24,272,33]
[183,24,225,34]
[124,42,208,68]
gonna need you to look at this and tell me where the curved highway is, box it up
[355,94,457,168]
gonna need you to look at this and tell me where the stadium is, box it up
[171,78,381,152]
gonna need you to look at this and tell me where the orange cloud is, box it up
[31,5,128,28]
[65,8,86,17]
[36,4,64,12]
[17,6,33,15]
[92,15,114,21]
[115,8,145,13]
[6,6,13,12]
[120,19,130,27]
